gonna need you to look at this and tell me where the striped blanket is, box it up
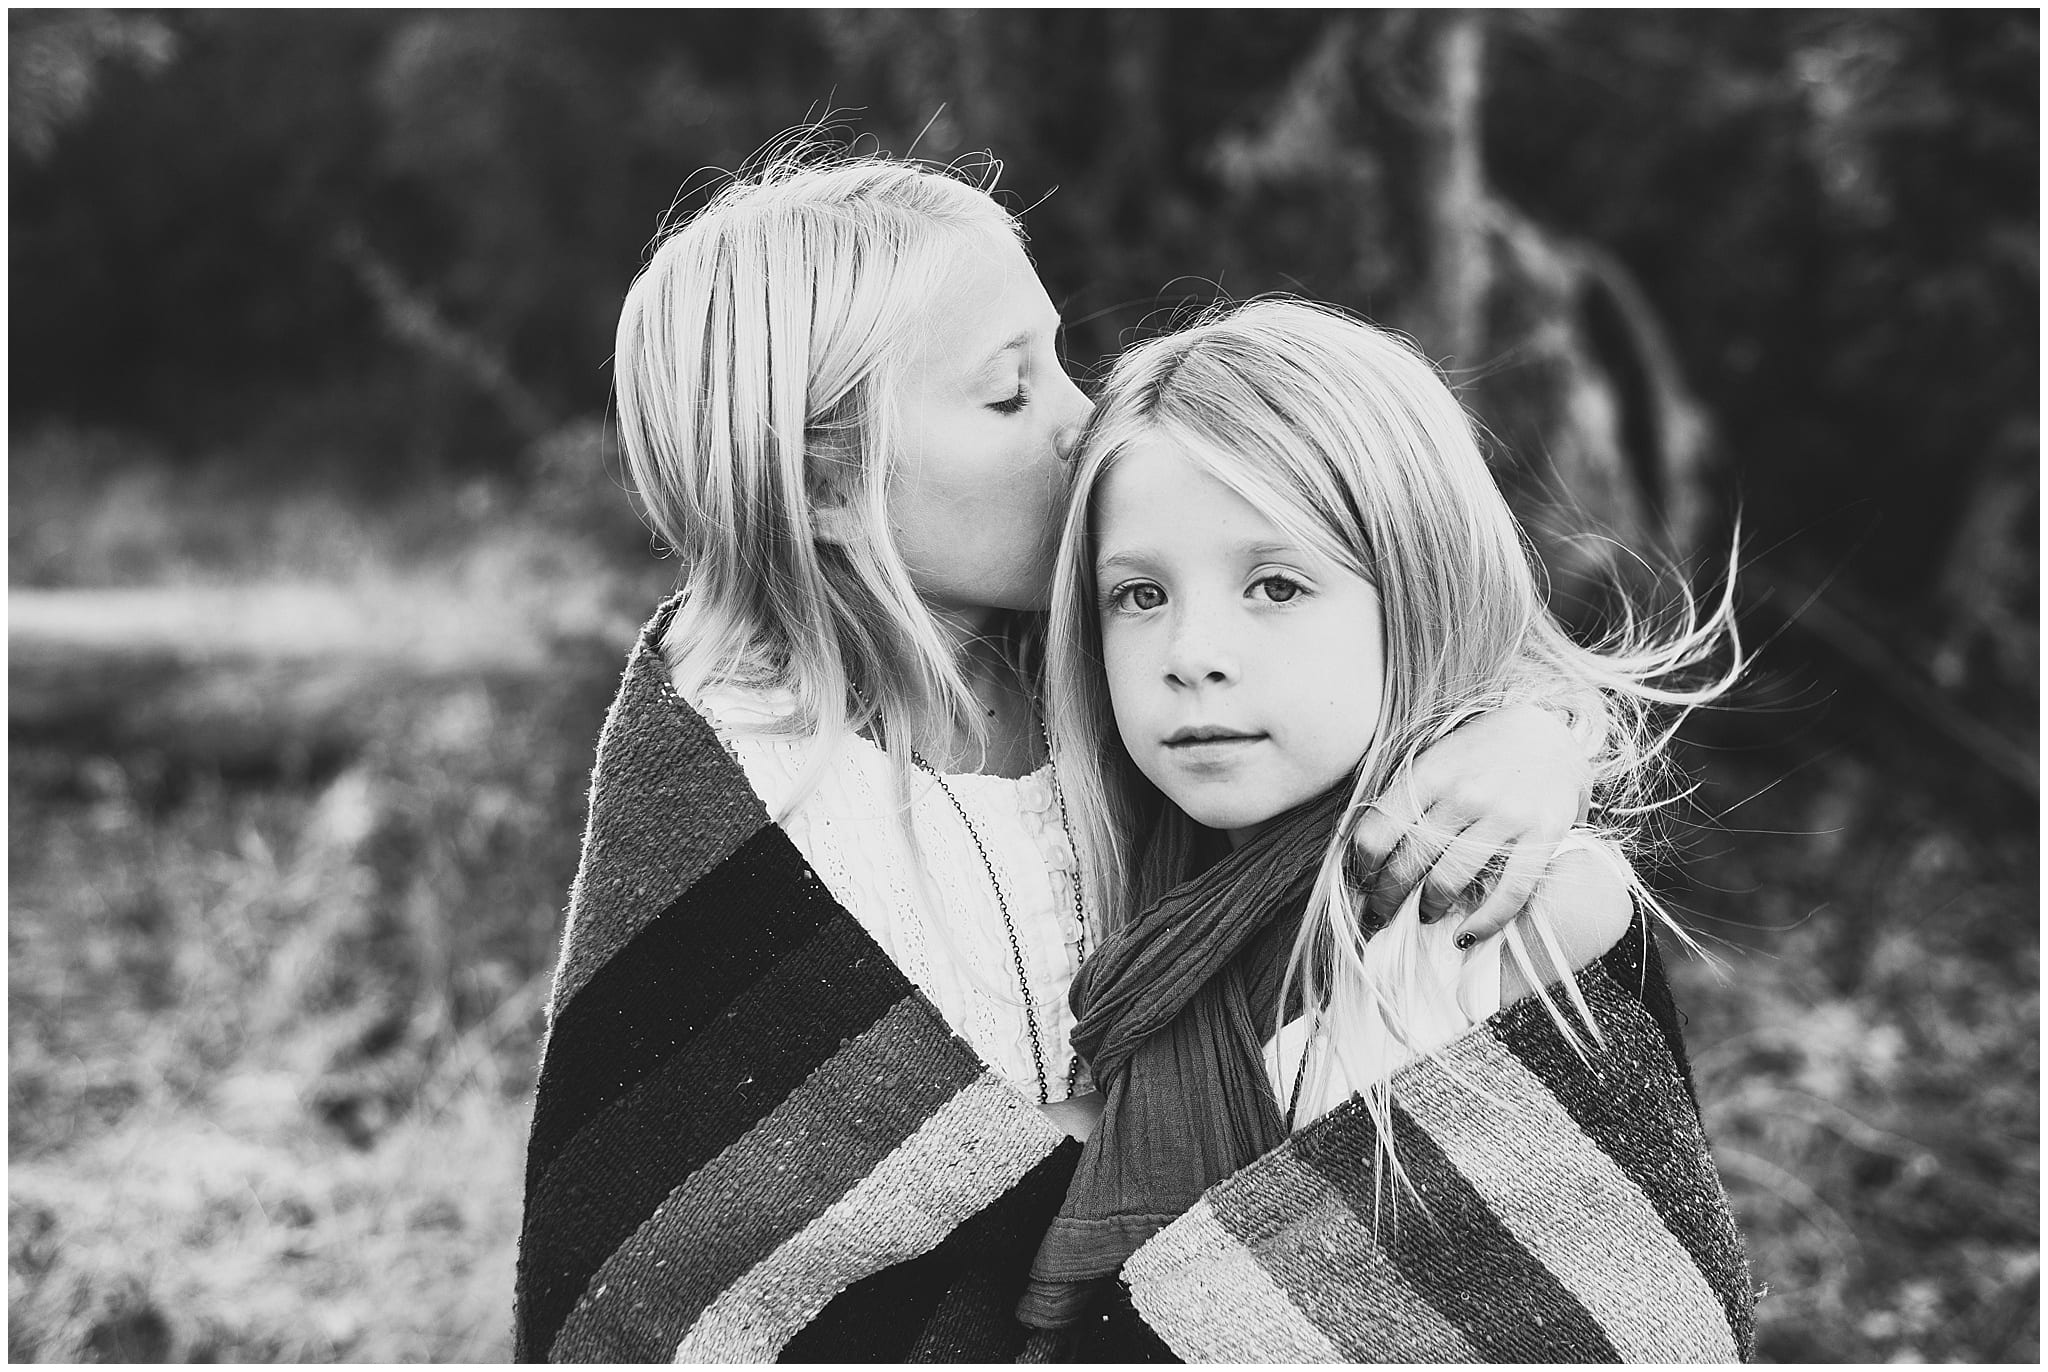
[516,601,1753,1362]
[1094,964,1757,1362]
[515,606,1083,1362]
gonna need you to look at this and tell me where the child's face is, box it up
[1093,434,1385,847]
[881,233,1094,625]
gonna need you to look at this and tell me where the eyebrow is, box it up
[968,311,1065,389]
[969,332,1032,388]
[1094,539,1308,575]
[1235,539,1308,561]
[1094,549,1153,575]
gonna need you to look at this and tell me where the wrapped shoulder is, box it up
[1119,967,1756,1363]
[518,603,1080,1363]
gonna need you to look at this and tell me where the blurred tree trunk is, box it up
[1413,12,1492,369]
[1374,11,1719,587]
[1480,204,1664,591]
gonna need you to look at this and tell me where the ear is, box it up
[807,440,869,548]
[811,492,862,548]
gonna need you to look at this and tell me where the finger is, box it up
[1368,807,1468,923]
[1346,793,1425,915]
[1415,824,1504,925]
[1346,800,1414,879]
[1454,840,1554,943]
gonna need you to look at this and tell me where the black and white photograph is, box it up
[8,9,2037,1364]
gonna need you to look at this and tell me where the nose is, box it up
[1051,368,1096,465]
[1162,603,1237,690]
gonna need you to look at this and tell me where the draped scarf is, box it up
[1018,788,1347,1327]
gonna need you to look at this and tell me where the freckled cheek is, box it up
[1105,638,1171,757]
[1286,643,1379,776]
[1100,634,1157,740]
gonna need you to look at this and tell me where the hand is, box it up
[1348,703,1593,941]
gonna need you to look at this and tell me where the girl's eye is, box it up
[988,385,1030,415]
[1105,580,1166,613]
[1252,574,1307,604]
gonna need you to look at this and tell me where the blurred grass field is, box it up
[8,424,2037,1362]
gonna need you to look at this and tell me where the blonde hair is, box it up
[1047,298,1740,1159]
[615,149,1031,792]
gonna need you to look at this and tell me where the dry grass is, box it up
[7,660,618,1361]
[9,424,664,1361]
[11,1092,529,1361]
[1667,741,2039,1362]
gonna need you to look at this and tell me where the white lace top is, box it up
[696,682,1096,1104]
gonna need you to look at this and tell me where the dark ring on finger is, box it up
[1464,852,1510,904]
[1341,844,1378,894]
[1342,851,1391,935]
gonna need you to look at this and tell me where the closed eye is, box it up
[988,384,1030,415]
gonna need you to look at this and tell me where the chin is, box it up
[1175,796,1284,835]
[1172,775,1343,839]
[1011,567,1056,612]
[931,575,1049,618]
[984,564,1054,613]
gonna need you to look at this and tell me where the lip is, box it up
[1164,726,1266,748]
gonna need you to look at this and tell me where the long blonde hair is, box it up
[1048,298,1740,1146]
[615,149,1032,794]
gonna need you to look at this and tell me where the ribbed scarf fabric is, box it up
[1018,788,1347,1328]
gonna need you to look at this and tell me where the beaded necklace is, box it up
[911,720,1090,1105]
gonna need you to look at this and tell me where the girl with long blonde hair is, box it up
[1026,297,1752,1359]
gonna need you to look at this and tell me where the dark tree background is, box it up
[13,9,2038,738]
[8,9,2037,1363]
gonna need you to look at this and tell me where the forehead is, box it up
[1093,428,1364,574]
[1094,434,1277,539]
[907,233,1052,379]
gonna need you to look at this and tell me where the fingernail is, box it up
[1455,931,1477,951]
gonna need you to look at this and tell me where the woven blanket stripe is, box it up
[544,995,984,1360]
[784,1141,1082,1362]
[522,906,911,1352]
[551,626,767,1013]
[1408,1016,1740,1361]
[667,1075,1063,1362]
[1497,977,1756,1358]
[903,1268,1033,1362]
[529,824,853,1175]
[527,907,896,1241]
[1596,918,1696,1085]
[1317,1096,1622,1360]
[1123,1149,1471,1362]
[1121,964,1755,1363]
